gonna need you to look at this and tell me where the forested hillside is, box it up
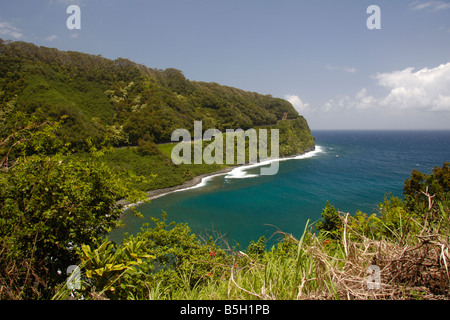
[0,39,315,192]
[0,39,304,150]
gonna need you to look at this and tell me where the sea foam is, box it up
[170,146,324,193]
[225,145,325,180]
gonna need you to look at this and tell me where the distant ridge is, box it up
[0,38,308,152]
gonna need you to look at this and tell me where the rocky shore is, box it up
[144,166,236,200]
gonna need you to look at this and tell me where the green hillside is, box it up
[0,39,315,191]
[1,39,307,146]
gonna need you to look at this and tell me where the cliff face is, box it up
[276,116,315,157]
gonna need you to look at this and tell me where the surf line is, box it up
[120,146,324,210]
[167,145,324,194]
[171,121,281,176]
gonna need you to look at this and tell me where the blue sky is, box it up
[1,0,450,130]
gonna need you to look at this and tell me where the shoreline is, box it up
[145,166,236,200]
[119,145,317,209]
[117,166,237,209]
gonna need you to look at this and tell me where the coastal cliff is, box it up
[1,39,315,193]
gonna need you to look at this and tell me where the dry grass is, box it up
[224,212,450,300]
[292,215,450,300]
[50,201,450,301]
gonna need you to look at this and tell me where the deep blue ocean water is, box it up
[109,130,450,248]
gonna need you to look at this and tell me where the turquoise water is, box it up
[109,130,450,248]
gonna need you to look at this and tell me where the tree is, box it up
[316,201,342,238]
[136,133,160,156]
[404,162,450,215]
[0,153,136,298]
[246,236,267,258]
[0,118,147,299]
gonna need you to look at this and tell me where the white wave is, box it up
[150,145,325,199]
[172,171,227,193]
[225,145,324,180]
[224,166,260,179]
[293,145,325,159]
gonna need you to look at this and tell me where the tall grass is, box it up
[141,209,449,300]
[54,196,449,300]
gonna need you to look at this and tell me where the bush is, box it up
[0,153,135,299]
[316,201,343,239]
[136,134,160,156]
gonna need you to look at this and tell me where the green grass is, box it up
[96,145,229,192]
[94,117,316,193]
[132,207,449,300]
[158,143,174,159]
[52,178,450,300]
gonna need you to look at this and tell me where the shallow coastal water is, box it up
[109,130,450,248]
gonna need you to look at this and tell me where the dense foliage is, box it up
[1,38,315,193]
[0,39,301,152]
[0,118,147,299]
[2,38,447,300]
[50,162,447,300]
[1,117,448,299]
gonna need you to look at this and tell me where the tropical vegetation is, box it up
[1,39,448,300]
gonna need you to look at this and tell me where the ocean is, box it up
[109,130,450,249]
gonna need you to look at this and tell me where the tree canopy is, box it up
[0,39,303,152]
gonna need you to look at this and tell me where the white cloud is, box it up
[323,62,450,114]
[0,21,23,39]
[322,88,376,113]
[375,63,450,111]
[322,100,333,112]
[434,95,450,111]
[438,26,450,33]
[284,94,310,113]
[44,35,59,42]
[353,88,377,110]
[326,65,357,73]
[410,1,450,11]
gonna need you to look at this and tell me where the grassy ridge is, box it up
[100,146,228,192]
